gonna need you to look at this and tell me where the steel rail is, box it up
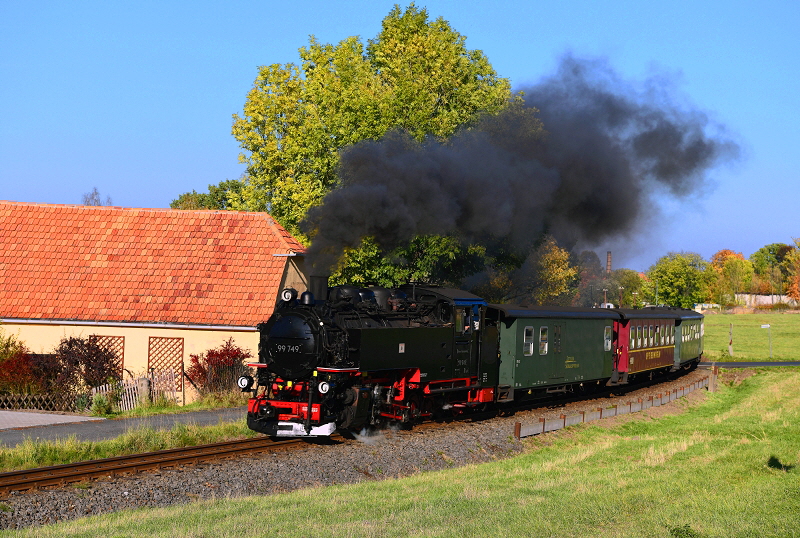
[0,435,342,497]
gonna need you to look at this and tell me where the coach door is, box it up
[517,321,565,387]
[548,323,566,382]
[615,320,630,374]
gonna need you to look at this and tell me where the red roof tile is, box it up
[0,201,306,327]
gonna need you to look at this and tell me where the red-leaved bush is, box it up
[0,348,40,394]
[185,338,252,394]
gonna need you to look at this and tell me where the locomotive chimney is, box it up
[606,251,612,274]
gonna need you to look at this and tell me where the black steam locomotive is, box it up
[239,285,703,437]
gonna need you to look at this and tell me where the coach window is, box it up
[649,325,654,347]
[637,326,642,349]
[629,328,635,350]
[539,327,549,355]
[655,324,660,346]
[604,326,613,352]
[523,326,535,356]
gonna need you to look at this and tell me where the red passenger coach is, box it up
[613,309,685,381]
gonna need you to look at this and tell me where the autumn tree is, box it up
[709,249,744,272]
[515,237,577,306]
[705,249,753,304]
[785,239,800,304]
[645,252,708,308]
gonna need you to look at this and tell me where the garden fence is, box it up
[91,370,178,412]
[0,393,77,412]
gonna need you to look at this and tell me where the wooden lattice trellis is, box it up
[148,336,184,391]
[0,393,77,412]
[89,335,125,373]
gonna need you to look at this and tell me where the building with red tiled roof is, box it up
[0,201,312,401]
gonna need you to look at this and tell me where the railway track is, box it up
[0,367,701,499]
[0,434,344,498]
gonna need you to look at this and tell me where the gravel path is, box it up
[0,369,710,530]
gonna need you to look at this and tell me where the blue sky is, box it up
[1,0,798,271]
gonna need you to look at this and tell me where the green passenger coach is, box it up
[486,305,618,402]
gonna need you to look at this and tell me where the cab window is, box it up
[455,308,471,335]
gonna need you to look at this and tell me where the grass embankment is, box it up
[8,368,799,537]
[0,420,256,473]
[0,391,253,472]
[703,312,800,361]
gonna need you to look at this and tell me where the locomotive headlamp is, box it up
[318,381,330,394]
[237,375,254,391]
[280,288,298,302]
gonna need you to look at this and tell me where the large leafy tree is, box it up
[328,236,485,288]
[170,180,245,210]
[645,252,708,308]
[749,243,793,275]
[211,4,512,241]
[748,242,793,296]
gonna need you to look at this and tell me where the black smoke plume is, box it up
[301,55,739,275]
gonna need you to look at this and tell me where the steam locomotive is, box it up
[239,285,703,437]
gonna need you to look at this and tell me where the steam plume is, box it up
[301,55,739,274]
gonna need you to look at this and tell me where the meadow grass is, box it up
[0,420,256,472]
[703,311,800,361]
[7,368,799,537]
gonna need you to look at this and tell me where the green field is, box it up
[7,368,799,537]
[702,312,800,361]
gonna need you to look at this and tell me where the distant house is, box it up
[0,201,311,401]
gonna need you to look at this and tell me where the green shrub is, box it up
[90,393,113,416]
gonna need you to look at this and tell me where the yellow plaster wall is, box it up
[2,322,260,404]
